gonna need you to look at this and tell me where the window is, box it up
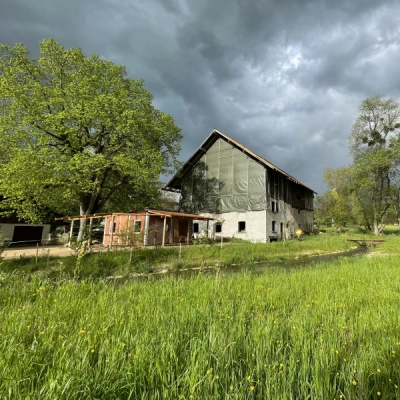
[272,221,277,232]
[215,223,222,233]
[133,220,141,233]
[272,201,279,213]
[238,221,246,232]
[280,222,283,234]
[109,221,116,233]
[298,209,301,215]
[193,223,199,233]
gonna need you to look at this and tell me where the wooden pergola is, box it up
[56,209,214,247]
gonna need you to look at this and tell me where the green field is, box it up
[1,229,400,399]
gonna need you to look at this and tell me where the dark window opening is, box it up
[133,220,141,233]
[238,221,246,232]
[109,221,116,233]
[215,223,222,233]
[193,223,199,233]
[272,221,277,232]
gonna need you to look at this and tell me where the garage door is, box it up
[12,226,44,246]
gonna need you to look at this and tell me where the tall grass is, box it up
[0,229,366,278]
[1,253,400,399]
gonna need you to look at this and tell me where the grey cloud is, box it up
[1,0,400,194]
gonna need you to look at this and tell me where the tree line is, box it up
[315,96,400,235]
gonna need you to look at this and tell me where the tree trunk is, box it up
[373,220,380,236]
[77,203,93,240]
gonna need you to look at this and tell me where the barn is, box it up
[164,129,316,242]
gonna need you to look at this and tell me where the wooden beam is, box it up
[162,217,167,247]
[69,219,74,246]
[109,215,115,249]
[88,217,93,246]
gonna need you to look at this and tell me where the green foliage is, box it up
[0,39,182,226]
[318,96,400,235]
[315,167,356,228]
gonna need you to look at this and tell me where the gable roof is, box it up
[164,129,316,193]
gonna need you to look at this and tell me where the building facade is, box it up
[165,130,315,243]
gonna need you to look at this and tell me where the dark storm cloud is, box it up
[1,0,400,193]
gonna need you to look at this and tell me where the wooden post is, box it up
[109,215,115,249]
[171,217,174,244]
[36,243,39,267]
[69,219,74,246]
[162,217,167,247]
[88,217,93,246]
[186,220,190,245]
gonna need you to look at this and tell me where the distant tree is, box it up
[314,167,354,228]
[348,95,400,235]
[0,39,182,238]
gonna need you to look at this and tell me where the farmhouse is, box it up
[164,129,316,242]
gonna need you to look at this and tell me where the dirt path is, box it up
[2,245,75,259]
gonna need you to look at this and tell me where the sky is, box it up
[1,0,400,195]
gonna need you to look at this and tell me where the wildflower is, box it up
[250,386,255,391]
[230,386,233,391]
[206,369,212,375]
[377,369,381,373]
[215,375,219,380]
[377,392,381,396]
[247,376,251,381]
[352,380,357,386]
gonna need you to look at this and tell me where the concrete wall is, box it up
[196,201,313,243]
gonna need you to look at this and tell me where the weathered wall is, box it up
[103,214,146,246]
[196,201,313,243]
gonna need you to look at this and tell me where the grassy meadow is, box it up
[1,227,400,399]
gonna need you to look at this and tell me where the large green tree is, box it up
[0,39,182,238]
[349,95,400,235]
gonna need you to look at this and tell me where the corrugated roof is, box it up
[164,129,316,193]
